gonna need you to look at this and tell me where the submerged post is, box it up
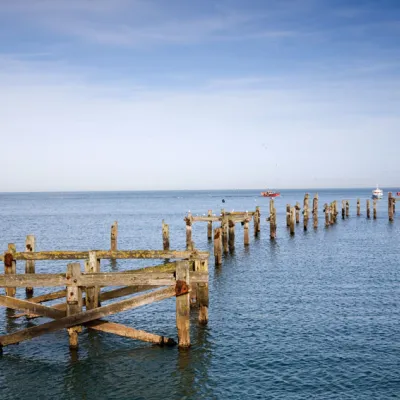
[388,192,394,222]
[324,203,329,227]
[313,194,319,229]
[4,244,16,297]
[176,261,190,348]
[303,193,309,231]
[342,200,345,220]
[214,227,222,266]
[254,206,261,236]
[357,199,361,216]
[228,219,235,253]
[162,220,170,251]
[367,199,371,219]
[373,199,377,220]
[207,210,213,240]
[66,263,83,349]
[197,259,209,325]
[346,201,350,218]
[185,213,192,251]
[295,202,300,224]
[290,207,295,236]
[286,204,290,227]
[244,213,250,246]
[269,200,277,239]
[111,221,118,252]
[221,210,228,254]
[25,235,36,296]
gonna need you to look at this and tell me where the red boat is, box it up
[261,191,280,197]
[397,192,400,196]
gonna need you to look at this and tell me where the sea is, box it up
[0,189,399,400]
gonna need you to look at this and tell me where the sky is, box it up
[1,0,400,191]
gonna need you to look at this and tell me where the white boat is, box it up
[372,185,383,199]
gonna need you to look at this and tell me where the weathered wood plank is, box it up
[214,227,222,266]
[111,222,118,252]
[4,244,16,297]
[0,286,176,347]
[66,263,83,348]
[0,271,208,288]
[85,251,99,310]
[162,220,170,251]
[176,261,190,348]
[0,250,209,262]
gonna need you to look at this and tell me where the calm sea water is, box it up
[0,189,399,400]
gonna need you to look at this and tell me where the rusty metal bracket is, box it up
[4,253,13,268]
[175,280,189,296]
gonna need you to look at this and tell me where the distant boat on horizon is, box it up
[261,190,280,198]
[372,185,383,199]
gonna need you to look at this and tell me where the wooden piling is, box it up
[162,220,170,251]
[333,201,338,224]
[295,202,300,224]
[313,194,318,229]
[357,199,361,216]
[25,235,35,296]
[254,206,261,236]
[324,203,329,227]
[221,210,229,254]
[290,207,295,235]
[342,200,345,219]
[111,221,118,252]
[243,213,250,246]
[85,251,100,310]
[214,228,222,266]
[207,210,213,240]
[330,202,335,225]
[373,199,377,219]
[269,199,277,239]
[286,204,290,227]
[346,201,350,218]
[197,259,209,325]
[176,260,190,348]
[388,192,394,222]
[228,219,235,252]
[367,199,370,219]
[4,244,16,297]
[185,213,192,250]
[66,263,83,349]
[303,193,309,231]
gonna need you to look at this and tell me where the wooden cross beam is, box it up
[0,286,176,347]
[0,294,176,346]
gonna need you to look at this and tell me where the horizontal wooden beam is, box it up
[86,320,176,346]
[1,250,209,262]
[0,271,207,288]
[28,289,67,303]
[0,286,176,347]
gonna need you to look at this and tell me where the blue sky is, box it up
[1,0,399,191]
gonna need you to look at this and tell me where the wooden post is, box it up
[303,193,309,231]
[357,199,361,216]
[85,251,100,310]
[228,219,235,252]
[185,213,192,251]
[66,263,83,349]
[111,221,118,252]
[342,200,345,219]
[197,259,209,325]
[367,199,370,219]
[214,228,222,266]
[269,199,277,239]
[4,244,16,297]
[373,199,377,220]
[176,260,190,348]
[324,203,329,227]
[329,202,334,225]
[207,210,213,240]
[162,220,170,251]
[290,207,295,235]
[333,201,338,224]
[221,210,228,254]
[346,201,350,218]
[313,194,318,229]
[388,192,394,222]
[25,235,35,296]
[295,202,300,224]
[394,199,396,214]
[256,206,261,234]
[286,204,290,227]
[243,213,250,246]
